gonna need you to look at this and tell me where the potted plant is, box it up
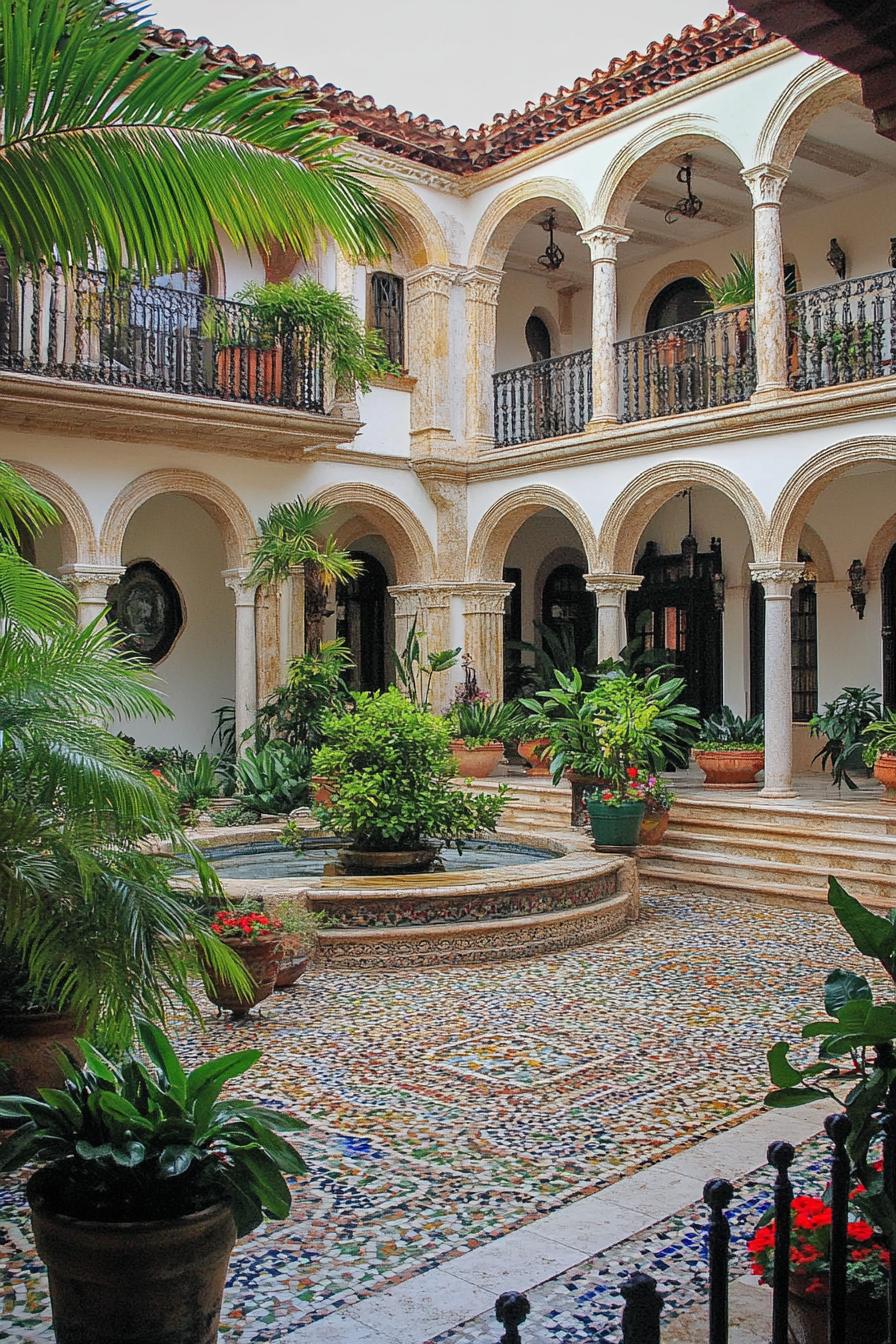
[587,770,647,847]
[582,677,660,847]
[809,687,881,790]
[445,700,522,778]
[693,707,764,787]
[637,772,675,845]
[267,899,324,988]
[160,749,222,822]
[862,710,896,800]
[309,687,506,874]
[520,668,608,824]
[0,1023,306,1344]
[0,954,80,1098]
[203,907,284,1018]
[516,718,552,777]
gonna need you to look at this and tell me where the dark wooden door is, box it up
[337,551,387,692]
[884,545,896,710]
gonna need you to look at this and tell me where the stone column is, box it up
[584,573,643,662]
[749,562,804,798]
[59,564,125,628]
[389,583,454,663]
[741,163,791,403]
[406,265,457,456]
[223,569,258,752]
[287,566,305,662]
[331,247,361,420]
[461,582,515,701]
[462,267,503,452]
[578,225,631,428]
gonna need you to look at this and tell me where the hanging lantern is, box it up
[537,210,564,272]
[665,155,703,224]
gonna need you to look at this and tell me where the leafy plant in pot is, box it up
[637,772,675,846]
[809,686,881,791]
[445,700,523,778]
[309,687,507,874]
[583,676,661,847]
[693,707,764,787]
[863,710,896,801]
[0,1023,306,1344]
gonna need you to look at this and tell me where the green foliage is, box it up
[809,686,881,789]
[863,710,896,767]
[234,279,399,391]
[392,616,460,710]
[235,741,309,816]
[0,462,73,631]
[506,621,597,695]
[163,750,221,810]
[699,252,754,310]
[446,700,523,748]
[311,688,506,851]
[585,675,660,797]
[246,498,361,593]
[0,0,393,278]
[0,1022,306,1237]
[695,706,764,749]
[254,641,352,751]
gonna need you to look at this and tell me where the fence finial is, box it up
[620,1271,664,1344]
[494,1290,530,1344]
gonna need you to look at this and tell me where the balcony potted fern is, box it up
[693,707,764,787]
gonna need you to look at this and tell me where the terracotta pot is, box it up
[202,936,281,1017]
[787,1285,887,1344]
[517,738,551,776]
[337,846,439,875]
[564,770,608,828]
[311,775,333,807]
[449,740,504,778]
[639,806,670,846]
[693,748,764,788]
[873,752,896,802]
[0,1011,80,1098]
[274,953,310,988]
[215,345,282,401]
[28,1171,236,1344]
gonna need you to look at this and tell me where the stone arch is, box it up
[99,469,256,570]
[311,481,436,586]
[374,178,450,269]
[769,437,896,561]
[467,178,590,274]
[592,116,746,230]
[467,485,600,581]
[6,460,98,565]
[629,258,717,337]
[866,512,896,585]
[755,60,859,172]
[595,461,769,573]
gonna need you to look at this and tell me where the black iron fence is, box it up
[494,1111,894,1344]
[0,263,325,411]
[493,348,592,447]
[787,270,896,392]
[615,307,756,424]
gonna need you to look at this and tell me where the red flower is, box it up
[626,766,639,779]
[747,1225,775,1254]
[847,1220,875,1242]
[804,1277,827,1297]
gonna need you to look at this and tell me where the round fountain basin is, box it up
[199,837,560,880]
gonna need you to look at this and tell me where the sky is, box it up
[145,0,711,132]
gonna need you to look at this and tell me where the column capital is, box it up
[749,561,805,596]
[406,264,463,301]
[741,162,790,207]
[584,572,643,598]
[458,581,515,616]
[460,266,503,305]
[577,225,632,263]
[222,568,258,606]
[388,583,456,612]
[58,563,125,604]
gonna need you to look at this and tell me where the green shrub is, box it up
[235,740,309,815]
[863,710,896,767]
[810,687,880,788]
[695,707,764,750]
[312,688,506,851]
[254,641,352,750]
[163,750,222,809]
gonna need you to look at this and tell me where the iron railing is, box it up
[495,1109,894,1343]
[493,348,592,447]
[0,264,325,412]
[787,269,896,392]
[615,307,756,424]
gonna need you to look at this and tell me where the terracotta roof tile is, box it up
[146,7,777,176]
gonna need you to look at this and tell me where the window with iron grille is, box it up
[369,272,405,367]
[749,552,818,721]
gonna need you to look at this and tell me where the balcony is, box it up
[493,349,592,448]
[787,270,896,391]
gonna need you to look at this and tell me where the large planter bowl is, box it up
[639,806,670,846]
[787,1285,887,1344]
[873,752,896,802]
[28,1170,237,1344]
[450,741,504,778]
[202,935,281,1018]
[337,847,439,876]
[586,797,645,848]
[0,1011,80,1099]
[693,748,764,788]
[275,953,310,988]
[517,738,551,776]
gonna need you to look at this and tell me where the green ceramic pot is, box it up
[586,797,645,847]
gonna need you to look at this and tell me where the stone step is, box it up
[664,826,896,873]
[640,847,896,907]
[670,794,896,838]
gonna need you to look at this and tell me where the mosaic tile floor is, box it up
[0,890,860,1340]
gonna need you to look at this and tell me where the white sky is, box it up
[146,0,711,132]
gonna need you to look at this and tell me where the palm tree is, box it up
[247,499,362,654]
[0,464,244,1046]
[0,0,393,279]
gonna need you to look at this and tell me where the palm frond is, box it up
[0,460,59,545]
[0,544,74,629]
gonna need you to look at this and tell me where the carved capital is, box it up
[584,572,644,599]
[460,581,515,616]
[577,225,632,263]
[461,266,503,306]
[749,561,805,596]
[741,162,790,207]
[222,567,258,607]
[406,265,459,303]
[59,564,125,605]
[388,583,454,615]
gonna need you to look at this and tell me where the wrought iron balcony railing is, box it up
[0,264,325,412]
[493,348,592,447]
[615,306,756,424]
[787,269,896,392]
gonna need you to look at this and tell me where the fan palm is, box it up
[247,499,363,654]
[0,0,393,278]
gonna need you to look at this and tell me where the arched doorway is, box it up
[336,552,388,692]
[541,563,594,667]
[884,544,896,710]
[645,277,709,332]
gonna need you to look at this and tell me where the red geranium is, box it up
[211,909,282,942]
[749,1183,890,1301]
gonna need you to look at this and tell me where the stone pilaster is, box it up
[331,248,361,420]
[406,265,458,456]
[584,572,643,662]
[223,568,258,752]
[287,566,305,662]
[749,562,805,797]
[460,582,515,701]
[462,266,503,452]
[578,225,631,428]
[741,164,791,403]
[59,564,125,628]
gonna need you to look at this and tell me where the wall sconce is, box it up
[537,210,564,272]
[827,238,847,281]
[848,558,867,619]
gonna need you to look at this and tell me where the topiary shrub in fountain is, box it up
[311,688,507,874]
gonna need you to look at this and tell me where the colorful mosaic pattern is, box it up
[0,891,859,1340]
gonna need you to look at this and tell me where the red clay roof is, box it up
[148,8,777,176]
